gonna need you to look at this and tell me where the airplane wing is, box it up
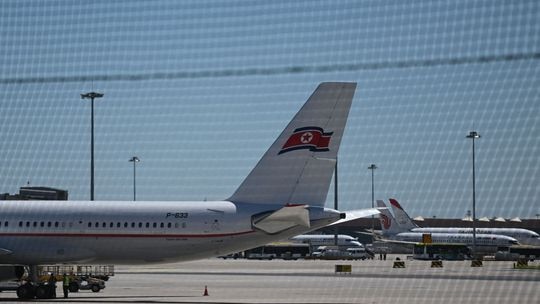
[326,208,380,226]
[376,238,419,245]
[0,248,13,256]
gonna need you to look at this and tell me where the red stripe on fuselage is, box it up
[0,230,255,238]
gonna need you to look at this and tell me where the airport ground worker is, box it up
[48,273,57,298]
[62,273,70,298]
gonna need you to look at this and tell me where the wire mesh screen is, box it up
[0,1,538,219]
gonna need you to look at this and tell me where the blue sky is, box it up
[0,0,538,218]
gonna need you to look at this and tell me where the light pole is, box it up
[334,157,339,246]
[368,164,377,243]
[81,91,104,201]
[129,156,140,201]
[466,131,480,257]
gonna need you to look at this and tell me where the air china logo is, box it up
[278,126,333,155]
[380,214,391,230]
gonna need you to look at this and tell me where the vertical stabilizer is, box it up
[389,198,419,229]
[376,200,406,236]
[228,82,356,207]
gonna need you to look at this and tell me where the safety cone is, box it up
[203,285,209,296]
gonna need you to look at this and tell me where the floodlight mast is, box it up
[466,131,480,257]
[81,91,104,201]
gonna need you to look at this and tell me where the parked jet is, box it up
[0,82,379,299]
[388,198,540,246]
[290,234,364,248]
[377,200,519,247]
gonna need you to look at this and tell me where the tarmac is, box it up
[0,255,538,303]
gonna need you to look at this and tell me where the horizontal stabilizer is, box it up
[252,205,310,234]
[327,208,380,226]
[0,248,13,256]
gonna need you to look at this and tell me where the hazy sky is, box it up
[1,0,538,218]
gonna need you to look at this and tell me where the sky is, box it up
[0,0,539,219]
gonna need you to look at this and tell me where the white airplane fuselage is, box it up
[410,228,540,246]
[0,200,340,265]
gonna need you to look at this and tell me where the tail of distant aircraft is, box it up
[388,198,419,229]
[228,82,356,207]
[376,200,407,236]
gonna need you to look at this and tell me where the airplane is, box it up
[0,82,379,299]
[388,198,540,246]
[289,234,364,248]
[376,200,519,248]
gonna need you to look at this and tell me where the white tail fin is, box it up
[388,198,419,229]
[228,82,356,207]
[376,200,407,236]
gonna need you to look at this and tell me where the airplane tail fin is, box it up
[388,198,419,229]
[228,82,356,207]
[376,200,406,236]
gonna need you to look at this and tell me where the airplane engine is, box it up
[0,266,25,281]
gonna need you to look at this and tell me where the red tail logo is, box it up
[380,214,391,230]
[279,127,333,155]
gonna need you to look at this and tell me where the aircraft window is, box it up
[19,221,22,227]
[167,223,172,228]
[116,222,121,228]
[40,222,44,227]
[95,222,99,228]
[136,222,141,228]
[131,223,135,228]
[109,222,114,228]
[88,222,92,228]
[124,222,128,228]
[55,222,59,227]
[146,223,150,228]
[47,222,51,227]
[33,222,37,227]
[153,223,157,228]
[102,222,106,228]
[26,222,30,227]
[4,221,7,227]
[160,223,164,228]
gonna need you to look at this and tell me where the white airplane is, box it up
[377,200,519,247]
[0,82,379,299]
[388,198,540,246]
[289,234,364,248]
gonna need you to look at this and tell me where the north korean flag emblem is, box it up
[278,126,333,155]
